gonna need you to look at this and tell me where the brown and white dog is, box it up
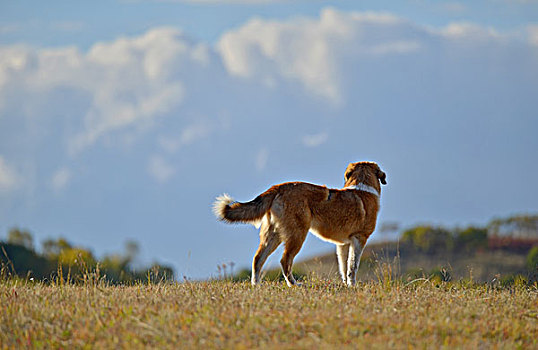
[213,161,387,287]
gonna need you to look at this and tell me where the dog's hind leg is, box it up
[280,230,308,287]
[252,219,281,285]
[346,236,365,286]
[336,243,350,284]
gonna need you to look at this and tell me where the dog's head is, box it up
[344,161,387,189]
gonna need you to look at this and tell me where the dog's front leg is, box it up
[336,243,350,284]
[346,236,365,286]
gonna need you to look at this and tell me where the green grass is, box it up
[0,277,536,349]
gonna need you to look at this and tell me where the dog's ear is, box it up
[344,163,355,181]
[376,168,387,185]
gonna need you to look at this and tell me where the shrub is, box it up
[456,227,488,252]
[401,226,454,254]
[526,246,538,270]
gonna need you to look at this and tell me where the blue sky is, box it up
[2,1,538,47]
[1,1,537,279]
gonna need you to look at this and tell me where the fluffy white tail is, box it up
[212,189,277,224]
[212,194,235,221]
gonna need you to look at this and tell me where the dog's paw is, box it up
[285,280,305,288]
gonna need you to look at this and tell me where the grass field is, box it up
[1,276,537,349]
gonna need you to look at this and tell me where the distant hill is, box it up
[295,241,532,283]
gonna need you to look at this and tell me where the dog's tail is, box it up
[213,188,277,225]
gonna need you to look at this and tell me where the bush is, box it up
[499,274,529,287]
[456,227,488,252]
[526,246,538,270]
[0,243,55,279]
[401,226,454,254]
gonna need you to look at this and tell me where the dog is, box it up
[213,161,386,287]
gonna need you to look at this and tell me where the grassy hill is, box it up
[2,215,536,348]
[1,278,536,348]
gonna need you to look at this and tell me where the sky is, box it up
[1,0,537,279]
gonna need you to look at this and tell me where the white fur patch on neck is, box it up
[344,183,380,197]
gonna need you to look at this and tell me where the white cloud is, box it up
[179,122,212,145]
[302,132,328,148]
[0,28,216,155]
[0,9,537,175]
[67,28,204,154]
[528,25,538,46]
[51,167,72,192]
[159,121,214,154]
[255,148,269,172]
[0,156,18,192]
[69,81,185,154]
[158,136,183,154]
[440,22,501,40]
[218,8,423,104]
[147,155,176,183]
[2,11,534,160]
[217,8,537,107]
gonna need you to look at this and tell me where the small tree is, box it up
[124,240,140,266]
[527,246,538,271]
[42,238,72,258]
[456,227,488,252]
[58,247,96,267]
[401,226,454,254]
[7,228,34,250]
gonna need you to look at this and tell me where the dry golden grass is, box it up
[1,277,536,349]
